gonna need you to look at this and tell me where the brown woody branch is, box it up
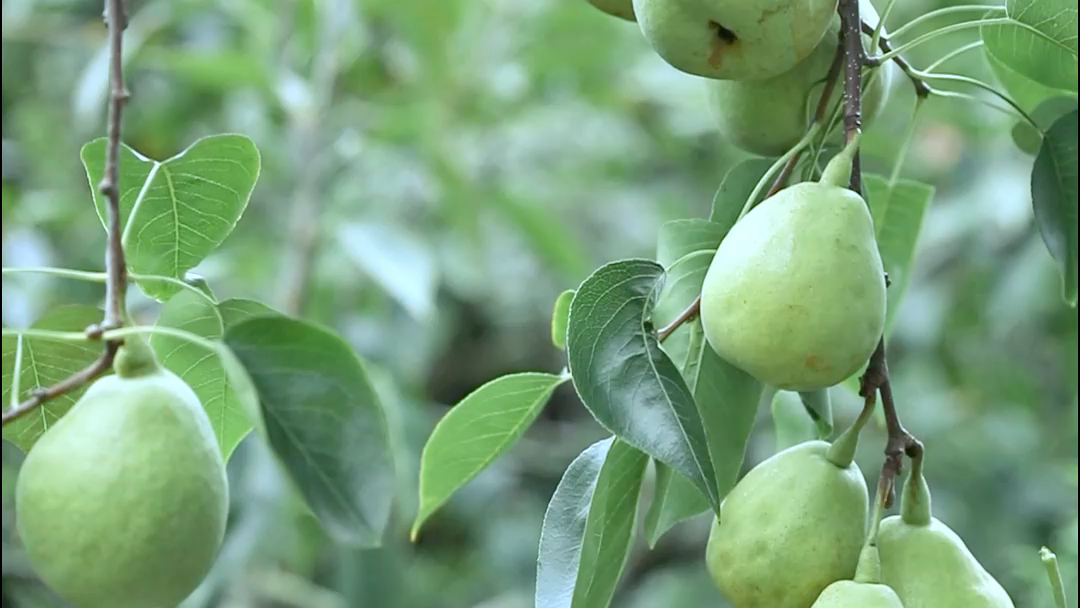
[861,21,933,99]
[2,0,130,427]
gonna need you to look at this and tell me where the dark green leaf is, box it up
[771,389,816,451]
[864,174,934,328]
[80,134,261,301]
[2,306,103,451]
[643,462,710,548]
[217,298,283,330]
[1031,110,1079,305]
[536,437,648,608]
[566,259,719,510]
[412,372,568,539]
[551,290,575,351]
[225,316,394,546]
[710,159,773,231]
[798,388,834,439]
[982,0,1078,94]
[150,289,251,460]
[1012,97,1079,154]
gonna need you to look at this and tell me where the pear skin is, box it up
[15,344,228,608]
[699,144,887,391]
[706,440,869,608]
[707,9,895,157]
[633,0,838,80]
[811,580,906,607]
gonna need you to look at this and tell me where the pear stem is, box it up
[1041,547,1070,608]
[899,447,932,526]
[0,0,130,427]
[825,390,874,468]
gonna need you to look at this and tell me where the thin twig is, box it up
[862,21,933,99]
[2,342,121,425]
[2,0,129,428]
[839,0,864,191]
[657,296,700,342]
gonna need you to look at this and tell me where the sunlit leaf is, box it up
[412,372,568,539]
[217,298,282,330]
[551,290,575,351]
[81,134,261,301]
[2,306,104,451]
[982,0,1078,93]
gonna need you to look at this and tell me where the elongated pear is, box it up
[706,433,869,608]
[15,338,229,608]
[699,139,886,391]
[811,544,905,607]
[877,456,1016,608]
[707,8,895,157]
[633,0,837,81]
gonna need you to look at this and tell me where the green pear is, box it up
[585,0,636,20]
[15,337,229,608]
[632,0,837,81]
[706,435,869,608]
[877,457,1016,608]
[706,8,896,157]
[811,545,905,607]
[699,139,887,391]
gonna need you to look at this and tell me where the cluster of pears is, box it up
[705,416,1016,608]
[14,336,229,608]
[581,0,895,156]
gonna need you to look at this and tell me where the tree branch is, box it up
[657,296,701,342]
[2,0,130,428]
[862,21,933,99]
[839,0,864,191]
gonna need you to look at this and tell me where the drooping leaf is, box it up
[2,306,103,451]
[710,158,773,231]
[80,134,261,301]
[798,388,834,439]
[645,218,763,545]
[863,174,934,328]
[150,289,251,460]
[1031,110,1079,305]
[986,51,1072,113]
[217,298,282,330]
[566,259,719,510]
[225,316,394,546]
[551,290,575,351]
[1012,97,1079,154]
[982,0,1078,94]
[412,372,568,539]
[337,222,438,322]
[771,389,816,451]
[536,437,648,608]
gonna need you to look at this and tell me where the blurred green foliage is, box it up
[2,0,1076,606]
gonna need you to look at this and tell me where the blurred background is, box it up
[1,0,1076,606]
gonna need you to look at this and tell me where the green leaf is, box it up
[150,289,251,460]
[1012,97,1079,154]
[536,437,648,608]
[771,389,816,451]
[710,158,773,230]
[987,51,1072,113]
[863,174,934,328]
[80,134,261,301]
[656,220,727,269]
[217,298,282,330]
[566,259,719,510]
[551,290,575,351]
[2,306,103,452]
[798,388,834,439]
[224,316,394,546]
[412,372,568,539]
[644,219,763,545]
[982,0,1078,94]
[1031,110,1079,306]
[336,222,438,322]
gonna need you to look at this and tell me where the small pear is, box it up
[15,337,229,608]
[706,436,869,608]
[585,0,636,20]
[877,457,1016,608]
[707,7,896,157]
[811,545,905,607]
[699,139,887,391]
[633,0,837,81]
